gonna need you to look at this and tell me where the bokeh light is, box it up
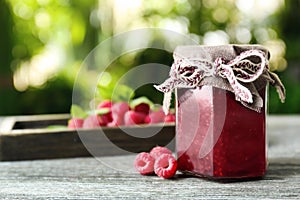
[1,0,297,115]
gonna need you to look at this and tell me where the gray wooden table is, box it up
[0,115,299,199]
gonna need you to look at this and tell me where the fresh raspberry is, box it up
[134,152,155,175]
[82,115,101,128]
[106,121,118,127]
[154,154,177,179]
[134,103,150,115]
[98,112,113,126]
[111,102,130,126]
[97,100,112,109]
[144,109,165,124]
[164,113,176,123]
[124,110,147,126]
[130,97,152,115]
[96,100,113,126]
[68,118,84,129]
[150,146,172,159]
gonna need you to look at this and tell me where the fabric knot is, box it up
[213,50,268,103]
[154,46,285,114]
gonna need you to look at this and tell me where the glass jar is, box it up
[176,85,267,179]
[154,45,285,181]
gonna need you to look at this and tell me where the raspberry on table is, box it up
[68,118,84,129]
[110,102,130,126]
[164,113,176,123]
[154,154,177,179]
[144,109,165,124]
[124,110,147,126]
[82,115,101,128]
[97,100,113,109]
[134,152,155,175]
[134,103,150,115]
[150,146,172,159]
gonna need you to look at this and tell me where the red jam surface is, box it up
[176,86,266,179]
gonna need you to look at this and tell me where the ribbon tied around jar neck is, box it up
[155,49,284,114]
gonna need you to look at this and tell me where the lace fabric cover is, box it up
[155,45,286,113]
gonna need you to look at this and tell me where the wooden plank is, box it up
[0,114,70,131]
[0,114,299,162]
[0,156,298,199]
[0,115,298,199]
[0,114,175,161]
[267,115,300,165]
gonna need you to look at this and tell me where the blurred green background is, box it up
[0,0,299,115]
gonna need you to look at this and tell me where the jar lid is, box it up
[155,45,285,113]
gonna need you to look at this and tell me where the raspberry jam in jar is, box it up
[176,86,267,179]
[155,45,285,180]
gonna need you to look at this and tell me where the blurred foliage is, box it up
[270,0,300,113]
[0,0,299,115]
[1,0,98,115]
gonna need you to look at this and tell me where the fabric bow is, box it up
[154,49,269,114]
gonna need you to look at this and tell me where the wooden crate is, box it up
[0,114,175,161]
